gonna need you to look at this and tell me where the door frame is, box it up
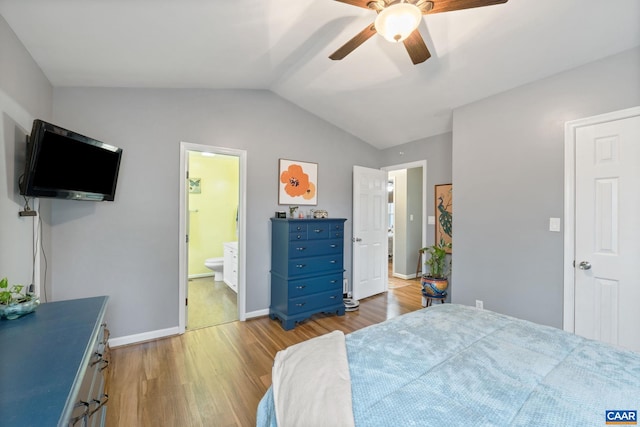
[562,106,640,333]
[178,141,247,334]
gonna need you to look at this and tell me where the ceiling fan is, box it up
[330,0,508,65]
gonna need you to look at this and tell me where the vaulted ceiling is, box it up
[1,0,638,149]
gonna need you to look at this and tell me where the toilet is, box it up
[204,257,224,281]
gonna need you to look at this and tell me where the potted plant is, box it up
[0,277,40,320]
[420,244,451,297]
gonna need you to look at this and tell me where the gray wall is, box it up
[51,87,379,338]
[452,47,640,328]
[0,15,52,299]
[406,167,423,275]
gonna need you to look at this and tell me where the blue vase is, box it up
[0,297,40,320]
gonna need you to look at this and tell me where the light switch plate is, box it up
[549,217,561,232]
[428,216,435,225]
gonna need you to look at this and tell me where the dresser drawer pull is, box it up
[330,280,337,284]
[329,295,338,299]
[88,394,109,417]
[296,226,303,231]
[329,244,338,248]
[314,228,324,233]
[295,302,306,307]
[295,247,307,251]
[295,264,306,269]
[90,351,105,367]
[329,260,337,264]
[295,285,306,289]
[296,235,303,240]
[70,401,90,426]
[101,324,110,345]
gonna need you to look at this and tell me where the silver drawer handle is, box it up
[330,280,337,283]
[70,401,90,426]
[296,264,306,268]
[314,228,324,233]
[296,285,306,289]
[329,244,337,248]
[329,295,337,299]
[88,394,109,417]
[296,247,306,251]
[90,351,104,367]
[329,260,337,264]
[296,235,302,240]
[296,302,306,307]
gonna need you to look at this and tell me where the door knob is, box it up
[578,261,592,270]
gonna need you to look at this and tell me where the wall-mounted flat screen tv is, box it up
[20,120,123,201]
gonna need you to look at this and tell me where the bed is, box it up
[257,304,640,427]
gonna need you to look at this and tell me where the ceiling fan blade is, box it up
[333,0,374,9]
[403,30,431,64]
[329,23,377,60]
[428,0,508,14]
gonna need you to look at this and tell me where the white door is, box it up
[352,166,388,301]
[573,112,640,352]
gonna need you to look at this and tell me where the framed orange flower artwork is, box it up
[278,159,317,205]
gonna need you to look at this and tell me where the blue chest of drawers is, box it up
[270,218,346,330]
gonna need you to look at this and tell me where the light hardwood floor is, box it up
[106,276,423,427]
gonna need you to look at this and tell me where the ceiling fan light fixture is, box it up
[374,3,422,43]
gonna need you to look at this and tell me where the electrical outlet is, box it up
[475,300,484,310]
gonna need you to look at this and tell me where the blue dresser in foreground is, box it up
[270,218,346,330]
[0,296,109,426]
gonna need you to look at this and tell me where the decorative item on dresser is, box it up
[270,218,346,330]
[0,296,109,426]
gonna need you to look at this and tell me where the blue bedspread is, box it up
[257,304,640,426]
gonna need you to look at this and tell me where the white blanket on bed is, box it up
[272,330,355,427]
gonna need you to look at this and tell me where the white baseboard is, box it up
[109,326,181,348]
[188,272,213,279]
[393,273,417,280]
[245,308,269,319]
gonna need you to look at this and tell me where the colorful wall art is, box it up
[278,159,317,205]
[435,183,452,253]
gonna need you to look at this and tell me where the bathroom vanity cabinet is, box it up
[270,218,346,330]
[0,296,109,426]
[223,241,238,293]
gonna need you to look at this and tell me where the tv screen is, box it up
[20,120,123,201]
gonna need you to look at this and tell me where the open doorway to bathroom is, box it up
[186,151,239,329]
[178,142,247,334]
